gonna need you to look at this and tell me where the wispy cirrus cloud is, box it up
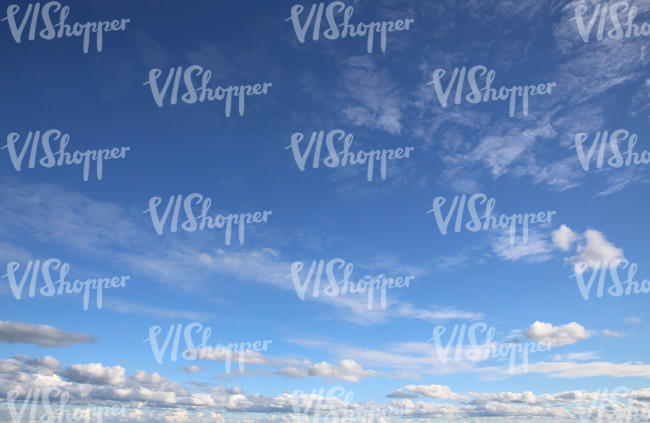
[0,180,476,327]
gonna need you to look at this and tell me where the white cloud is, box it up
[553,226,627,274]
[289,337,503,378]
[523,322,591,346]
[339,56,404,135]
[388,384,469,401]
[58,363,127,385]
[552,352,600,362]
[133,369,164,384]
[601,329,626,339]
[570,229,625,274]
[275,359,377,383]
[552,224,578,251]
[438,121,557,190]
[23,355,61,370]
[530,156,584,191]
[492,230,554,263]
[0,180,470,327]
[625,316,642,324]
[3,354,650,421]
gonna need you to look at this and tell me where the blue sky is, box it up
[1,0,649,422]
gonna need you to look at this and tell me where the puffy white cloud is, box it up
[0,321,94,347]
[3,354,650,422]
[58,363,126,385]
[552,224,578,251]
[570,229,625,274]
[470,125,556,178]
[468,390,541,404]
[133,369,164,384]
[523,321,591,346]
[388,384,469,401]
[553,226,627,274]
[275,359,377,383]
[186,347,305,372]
[492,230,554,263]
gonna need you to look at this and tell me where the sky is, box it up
[0,0,649,422]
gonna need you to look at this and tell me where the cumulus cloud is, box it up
[468,390,542,405]
[132,369,164,384]
[2,354,650,421]
[570,229,625,274]
[552,224,578,251]
[523,322,591,346]
[23,355,61,370]
[0,321,94,347]
[552,226,626,274]
[58,363,127,385]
